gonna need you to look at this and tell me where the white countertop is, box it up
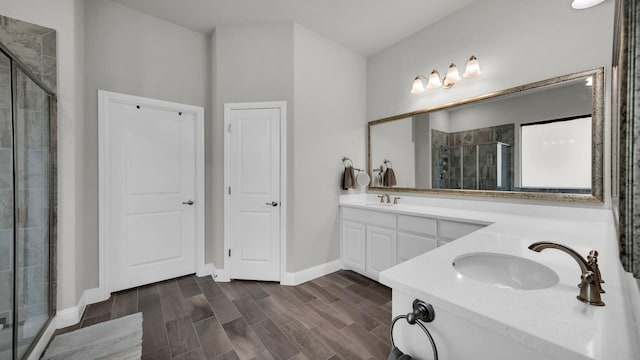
[340,195,640,360]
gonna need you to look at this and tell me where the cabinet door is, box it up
[341,220,366,273]
[366,225,397,280]
[438,220,486,243]
[397,232,437,264]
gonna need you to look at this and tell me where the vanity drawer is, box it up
[398,214,437,237]
[342,207,396,228]
[397,232,437,263]
[438,220,485,241]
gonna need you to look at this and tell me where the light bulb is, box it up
[463,55,482,78]
[411,76,425,94]
[426,70,442,89]
[443,63,461,88]
[585,77,593,87]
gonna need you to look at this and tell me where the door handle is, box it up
[265,201,279,207]
[182,200,194,205]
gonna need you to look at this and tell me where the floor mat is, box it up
[43,313,142,360]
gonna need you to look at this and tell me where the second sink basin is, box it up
[453,252,559,290]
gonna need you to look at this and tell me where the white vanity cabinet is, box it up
[438,219,485,247]
[340,205,486,281]
[397,215,437,264]
[366,225,396,279]
[341,207,396,280]
[340,220,366,273]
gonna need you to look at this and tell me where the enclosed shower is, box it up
[432,142,512,191]
[0,42,56,359]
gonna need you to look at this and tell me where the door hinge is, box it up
[227,123,231,133]
[228,186,231,195]
[228,249,231,257]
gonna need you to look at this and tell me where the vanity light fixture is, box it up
[411,55,481,94]
[571,0,606,9]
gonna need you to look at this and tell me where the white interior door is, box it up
[227,105,282,281]
[107,100,198,292]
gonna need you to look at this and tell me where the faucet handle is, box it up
[587,249,605,284]
[578,271,605,306]
[377,195,385,203]
[393,197,400,205]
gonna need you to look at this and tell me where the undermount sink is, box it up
[453,252,559,290]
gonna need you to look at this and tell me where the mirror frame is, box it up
[368,67,604,202]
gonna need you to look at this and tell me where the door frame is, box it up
[223,101,287,282]
[98,90,206,299]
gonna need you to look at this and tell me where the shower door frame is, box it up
[0,40,57,360]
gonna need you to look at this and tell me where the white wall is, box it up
[414,112,431,188]
[292,23,367,271]
[368,0,613,207]
[214,23,366,273]
[444,82,593,132]
[2,0,85,309]
[213,22,294,268]
[84,0,210,291]
[370,118,415,187]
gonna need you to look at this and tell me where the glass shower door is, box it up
[0,50,13,360]
[14,67,52,358]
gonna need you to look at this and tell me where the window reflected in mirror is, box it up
[520,116,592,192]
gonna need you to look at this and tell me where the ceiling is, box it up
[110,0,479,56]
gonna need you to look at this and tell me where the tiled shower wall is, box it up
[0,16,56,91]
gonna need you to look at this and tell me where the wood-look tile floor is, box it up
[54,270,393,360]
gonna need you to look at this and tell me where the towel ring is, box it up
[384,159,393,168]
[342,157,364,172]
[389,300,438,360]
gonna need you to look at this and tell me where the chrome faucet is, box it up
[528,241,605,306]
[377,194,391,203]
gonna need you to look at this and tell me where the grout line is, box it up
[158,280,174,359]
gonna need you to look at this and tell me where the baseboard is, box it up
[56,287,102,329]
[196,262,230,282]
[214,268,231,282]
[281,259,341,286]
[197,263,215,278]
[202,261,343,284]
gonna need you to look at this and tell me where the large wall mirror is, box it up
[368,67,604,202]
